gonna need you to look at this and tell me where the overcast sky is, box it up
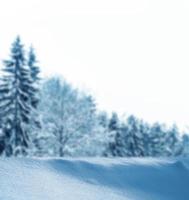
[0,0,189,130]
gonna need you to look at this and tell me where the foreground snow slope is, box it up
[0,158,189,200]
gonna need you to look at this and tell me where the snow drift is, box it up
[0,157,189,200]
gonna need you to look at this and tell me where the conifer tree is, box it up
[0,36,36,156]
[104,112,122,156]
[26,46,41,156]
[28,46,40,108]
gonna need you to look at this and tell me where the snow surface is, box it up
[0,157,189,200]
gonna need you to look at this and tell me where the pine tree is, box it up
[148,123,167,157]
[0,36,35,156]
[26,46,41,156]
[123,116,145,157]
[28,46,40,108]
[104,112,122,156]
[165,125,183,156]
[138,120,151,156]
[104,115,146,157]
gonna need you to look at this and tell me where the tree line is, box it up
[0,37,189,157]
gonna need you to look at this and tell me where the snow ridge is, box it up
[0,158,189,200]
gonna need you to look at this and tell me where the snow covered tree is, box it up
[90,112,110,156]
[67,93,98,157]
[27,46,40,108]
[0,36,36,156]
[104,115,151,157]
[26,46,41,156]
[104,112,122,156]
[147,123,168,157]
[37,77,98,157]
[123,116,145,157]
[110,121,128,156]
[137,120,151,156]
[98,111,109,129]
[165,125,183,156]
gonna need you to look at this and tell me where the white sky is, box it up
[0,0,189,131]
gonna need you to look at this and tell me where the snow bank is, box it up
[0,157,189,200]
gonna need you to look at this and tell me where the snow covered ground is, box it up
[0,158,189,200]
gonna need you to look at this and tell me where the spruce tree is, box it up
[165,125,183,156]
[148,123,167,157]
[0,36,35,156]
[28,46,40,108]
[124,116,145,157]
[26,46,41,156]
[104,112,122,156]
